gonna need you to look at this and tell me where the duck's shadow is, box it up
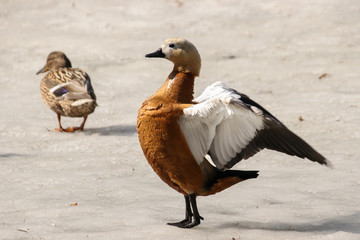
[0,153,29,158]
[84,124,137,136]
[217,212,360,234]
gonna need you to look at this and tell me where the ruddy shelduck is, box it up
[137,38,331,228]
[37,51,97,132]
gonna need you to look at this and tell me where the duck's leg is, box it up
[168,195,193,227]
[62,115,88,132]
[185,194,203,228]
[78,115,88,131]
[54,114,64,132]
[168,194,203,228]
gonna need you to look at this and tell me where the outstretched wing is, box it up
[178,82,330,170]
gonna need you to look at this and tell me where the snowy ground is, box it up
[1,0,360,239]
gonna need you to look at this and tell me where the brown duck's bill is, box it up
[36,65,49,75]
[145,48,165,58]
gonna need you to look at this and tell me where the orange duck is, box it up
[137,38,331,228]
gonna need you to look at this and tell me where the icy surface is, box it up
[1,0,359,239]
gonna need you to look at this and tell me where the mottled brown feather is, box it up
[38,51,97,119]
[40,67,96,117]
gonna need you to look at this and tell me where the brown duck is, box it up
[37,51,97,132]
[137,38,331,228]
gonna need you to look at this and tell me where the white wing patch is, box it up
[210,105,263,169]
[71,99,94,106]
[179,82,264,169]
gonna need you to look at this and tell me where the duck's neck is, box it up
[158,70,195,103]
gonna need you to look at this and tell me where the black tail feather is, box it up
[219,170,259,180]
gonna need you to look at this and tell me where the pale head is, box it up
[146,38,201,76]
[36,51,72,75]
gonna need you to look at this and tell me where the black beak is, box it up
[145,48,165,58]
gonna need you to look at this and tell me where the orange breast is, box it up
[137,95,205,195]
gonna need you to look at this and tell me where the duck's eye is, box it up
[169,43,175,48]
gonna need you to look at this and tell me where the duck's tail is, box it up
[219,169,259,180]
[201,170,259,196]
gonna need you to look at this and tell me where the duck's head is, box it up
[146,38,201,77]
[36,51,72,75]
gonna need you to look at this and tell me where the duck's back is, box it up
[40,68,96,117]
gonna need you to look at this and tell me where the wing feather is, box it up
[179,81,330,170]
[48,68,96,102]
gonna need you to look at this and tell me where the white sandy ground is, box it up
[1,0,360,239]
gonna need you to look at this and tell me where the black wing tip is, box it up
[302,148,333,168]
[320,158,333,168]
